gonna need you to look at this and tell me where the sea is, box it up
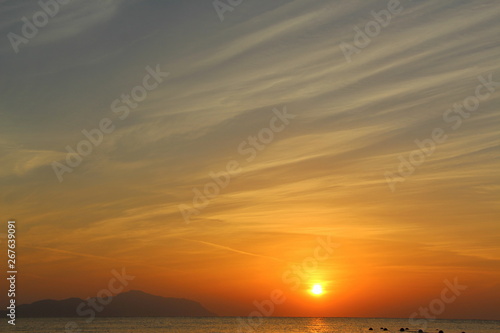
[1,317,499,333]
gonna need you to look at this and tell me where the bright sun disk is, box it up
[311,284,323,295]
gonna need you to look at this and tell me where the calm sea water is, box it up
[2,317,499,333]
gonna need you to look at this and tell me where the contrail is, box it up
[177,237,288,263]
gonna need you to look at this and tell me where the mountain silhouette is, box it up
[3,290,216,317]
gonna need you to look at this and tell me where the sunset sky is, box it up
[1,0,499,320]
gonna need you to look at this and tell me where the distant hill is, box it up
[2,290,216,317]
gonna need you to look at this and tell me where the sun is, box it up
[310,284,324,295]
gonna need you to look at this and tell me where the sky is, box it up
[0,0,499,321]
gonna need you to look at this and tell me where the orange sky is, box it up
[1,0,499,321]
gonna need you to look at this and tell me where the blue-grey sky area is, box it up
[0,0,499,319]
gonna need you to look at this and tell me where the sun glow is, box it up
[310,284,323,295]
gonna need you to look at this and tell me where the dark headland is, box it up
[2,290,216,317]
